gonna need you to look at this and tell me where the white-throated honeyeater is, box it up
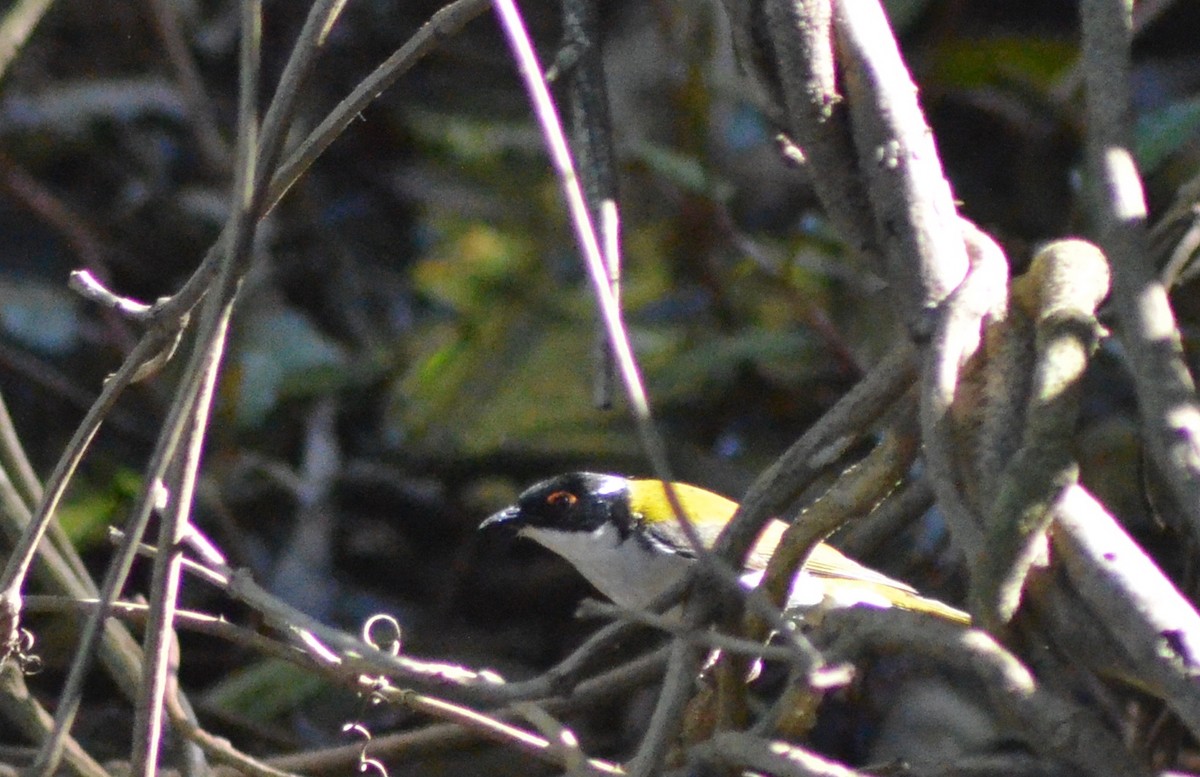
[481,472,968,624]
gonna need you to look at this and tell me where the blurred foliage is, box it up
[58,468,142,547]
[201,657,337,722]
[1137,95,1200,175]
[928,36,1075,91]
[228,306,350,427]
[0,275,80,354]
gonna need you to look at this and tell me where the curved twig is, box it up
[1080,0,1200,541]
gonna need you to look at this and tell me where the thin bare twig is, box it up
[489,6,711,773]
[133,0,356,769]
[371,681,620,775]
[1052,484,1200,738]
[0,665,108,777]
[760,0,882,271]
[820,608,1149,777]
[30,249,200,777]
[0,392,40,508]
[692,731,874,777]
[28,0,354,770]
[836,477,934,559]
[0,328,178,639]
[835,0,967,339]
[1,0,489,648]
[128,96,245,777]
[22,595,304,662]
[147,0,231,171]
[263,648,667,775]
[0,0,54,86]
[1080,0,1200,540]
[265,0,491,215]
[919,223,1009,564]
[119,530,510,699]
[715,340,916,571]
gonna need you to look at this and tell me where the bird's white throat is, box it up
[521,522,691,611]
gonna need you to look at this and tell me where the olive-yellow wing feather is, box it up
[628,478,968,624]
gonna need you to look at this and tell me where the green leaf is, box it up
[649,330,818,399]
[1136,96,1200,174]
[413,221,532,310]
[631,142,735,201]
[58,469,142,547]
[392,318,638,457]
[201,658,331,720]
[931,37,1075,91]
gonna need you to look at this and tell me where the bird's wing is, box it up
[802,541,919,594]
[742,520,916,593]
[645,512,968,623]
[629,479,921,596]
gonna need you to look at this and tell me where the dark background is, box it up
[1,0,1199,770]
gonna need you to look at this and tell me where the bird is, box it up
[480,472,969,624]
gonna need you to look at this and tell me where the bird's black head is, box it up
[480,472,634,536]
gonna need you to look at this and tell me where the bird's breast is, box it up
[521,523,693,611]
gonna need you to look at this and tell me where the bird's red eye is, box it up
[546,490,577,507]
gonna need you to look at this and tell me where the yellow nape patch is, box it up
[627,480,739,526]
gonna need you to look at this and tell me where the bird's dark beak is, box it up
[479,505,521,532]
